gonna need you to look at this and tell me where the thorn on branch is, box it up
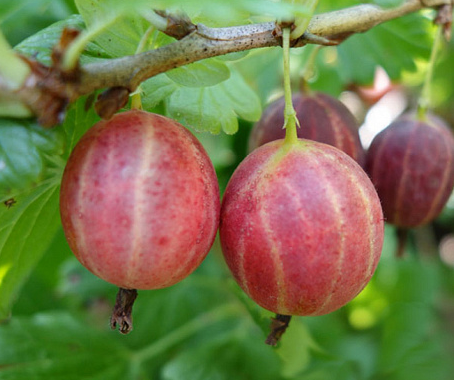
[51,27,82,80]
[154,10,196,40]
[298,31,343,46]
[434,3,453,41]
[17,56,70,127]
[272,22,296,46]
[274,22,341,48]
[94,87,130,120]
[14,27,83,127]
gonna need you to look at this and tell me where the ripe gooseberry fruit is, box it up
[60,110,220,333]
[365,113,454,257]
[219,139,384,343]
[248,92,365,165]
[366,113,454,228]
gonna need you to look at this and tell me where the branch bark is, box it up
[4,0,452,125]
[77,0,450,96]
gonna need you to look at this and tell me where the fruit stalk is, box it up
[265,26,296,345]
[130,26,157,111]
[300,45,321,89]
[265,314,292,346]
[110,288,138,334]
[282,27,299,146]
[395,228,409,259]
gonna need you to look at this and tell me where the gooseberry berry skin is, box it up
[365,113,454,228]
[60,110,220,290]
[248,93,365,165]
[219,139,384,316]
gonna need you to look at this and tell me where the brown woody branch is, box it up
[4,0,452,126]
[77,0,451,94]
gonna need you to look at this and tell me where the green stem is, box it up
[283,28,299,146]
[62,16,121,71]
[133,303,241,363]
[130,26,156,111]
[417,25,444,121]
[290,0,320,40]
[142,10,169,32]
[0,31,30,89]
[300,45,322,90]
[135,26,157,55]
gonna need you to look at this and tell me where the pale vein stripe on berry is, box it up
[234,148,282,299]
[252,148,306,314]
[421,131,454,225]
[177,136,208,282]
[307,149,346,316]
[394,126,416,225]
[258,183,288,314]
[126,123,156,286]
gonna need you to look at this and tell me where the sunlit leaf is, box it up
[276,319,314,377]
[151,0,312,24]
[0,182,60,320]
[75,0,154,58]
[336,13,432,84]
[167,70,261,134]
[166,59,230,88]
[15,15,112,65]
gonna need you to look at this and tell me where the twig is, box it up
[78,0,447,95]
[5,0,450,125]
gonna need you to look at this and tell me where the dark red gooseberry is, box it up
[249,92,365,165]
[365,113,454,228]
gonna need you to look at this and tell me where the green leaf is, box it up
[0,118,65,194]
[0,94,98,321]
[166,59,231,88]
[0,182,60,320]
[276,319,314,378]
[216,51,249,62]
[0,312,131,380]
[62,95,101,155]
[0,0,75,46]
[336,13,432,84]
[141,74,179,110]
[15,14,112,65]
[167,70,261,134]
[378,304,435,371]
[227,279,272,338]
[369,0,405,8]
[374,303,450,380]
[10,229,73,316]
[234,47,282,104]
[151,0,312,25]
[75,0,153,58]
[298,357,359,380]
[0,31,30,90]
[162,333,282,380]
